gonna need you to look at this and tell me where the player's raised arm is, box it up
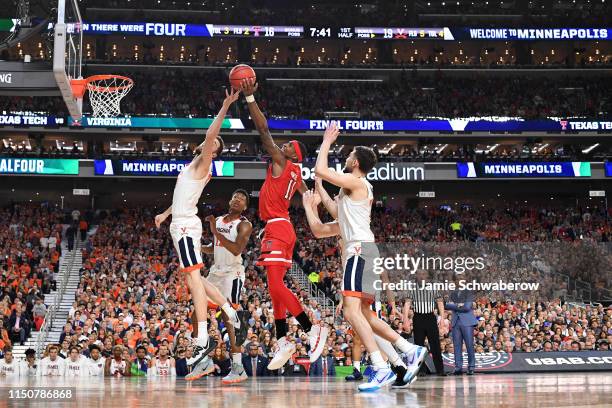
[302,190,340,238]
[240,78,285,167]
[191,88,240,179]
[314,176,338,219]
[314,122,362,191]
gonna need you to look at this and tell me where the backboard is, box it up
[53,0,83,120]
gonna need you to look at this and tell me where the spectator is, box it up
[310,347,336,377]
[32,298,47,331]
[242,342,269,377]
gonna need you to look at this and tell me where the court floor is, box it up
[2,372,611,408]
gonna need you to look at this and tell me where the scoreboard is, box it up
[81,22,610,41]
[353,27,445,40]
[211,25,303,38]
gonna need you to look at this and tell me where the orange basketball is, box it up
[229,64,256,90]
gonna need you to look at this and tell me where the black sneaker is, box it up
[234,310,250,346]
[345,367,363,381]
[391,364,414,388]
[187,337,218,367]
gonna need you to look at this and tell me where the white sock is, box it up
[394,336,418,355]
[197,321,209,346]
[232,353,242,366]
[222,303,239,327]
[353,361,361,371]
[370,350,387,370]
[375,334,406,368]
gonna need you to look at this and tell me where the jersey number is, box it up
[284,179,297,199]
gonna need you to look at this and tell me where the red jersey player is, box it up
[240,77,328,370]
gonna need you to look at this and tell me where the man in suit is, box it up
[242,342,269,377]
[310,348,336,377]
[9,309,30,346]
[445,286,478,375]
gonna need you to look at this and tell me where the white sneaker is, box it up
[185,356,215,381]
[186,338,217,367]
[267,337,296,370]
[357,366,396,392]
[405,346,427,381]
[308,324,329,363]
[222,363,248,385]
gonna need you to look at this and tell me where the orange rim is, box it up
[85,75,134,93]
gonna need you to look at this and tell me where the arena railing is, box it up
[35,235,80,359]
[289,263,335,315]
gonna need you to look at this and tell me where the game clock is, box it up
[309,27,332,38]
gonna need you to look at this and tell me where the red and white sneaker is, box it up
[267,337,296,370]
[308,324,329,363]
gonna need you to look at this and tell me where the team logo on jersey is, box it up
[290,171,298,180]
[442,352,512,370]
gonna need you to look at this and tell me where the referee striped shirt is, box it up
[406,287,442,314]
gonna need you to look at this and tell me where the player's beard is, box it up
[342,160,353,173]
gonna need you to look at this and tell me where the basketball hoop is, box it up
[71,75,134,117]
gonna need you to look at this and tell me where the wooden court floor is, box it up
[1,372,611,408]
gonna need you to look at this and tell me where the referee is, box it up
[404,269,445,376]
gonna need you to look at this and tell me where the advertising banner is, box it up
[0,158,78,175]
[457,162,591,178]
[267,119,612,133]
[442,351,612,373]
[68,116,244,129]
[93,159,235,177]
[0,114,64,126]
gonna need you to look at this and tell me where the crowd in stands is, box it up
[2,71,610,119]
[0,204,65,350]
[2,201,610,378]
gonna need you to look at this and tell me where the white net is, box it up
[87,76,134,117]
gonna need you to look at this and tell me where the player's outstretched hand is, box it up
[223,87,240,107]
[302,189,320,209]
[240,77,258,96]
[323,121,339,144]
[155,214,167,229]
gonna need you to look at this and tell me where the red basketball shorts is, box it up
[256,218,295,268]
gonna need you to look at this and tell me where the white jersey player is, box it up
[150,345,176,377]
[38,346,66,376]
[154,88,242,381]
[305,122,426,392]
[87,346,105,376]
[202,189,252,385]
[65,347,87,377]
[0,351,19,378]
[104,345,130,377]
[19,350,39,377]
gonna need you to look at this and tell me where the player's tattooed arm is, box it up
[302,190,340,238]
[297,180,308,195]
[192,88,240,179]
[314,176,338,219]
[240,78,285,169]
[314,122,362,191]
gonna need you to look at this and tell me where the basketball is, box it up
[229,64,256,90]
